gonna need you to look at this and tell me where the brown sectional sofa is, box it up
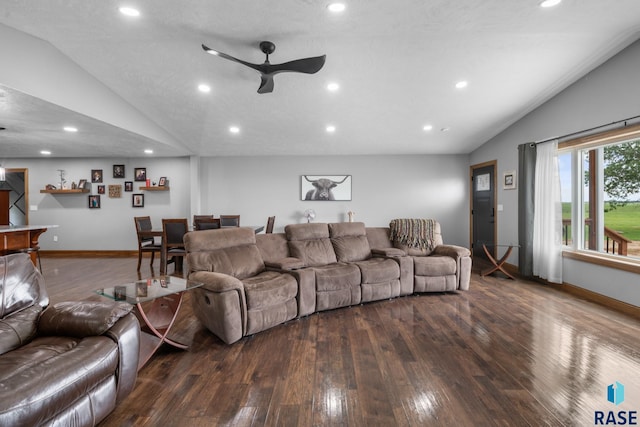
[0,253,140,427]
[185,221,471,344]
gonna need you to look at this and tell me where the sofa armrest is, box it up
[433,244,471,259]
[38,301,133,338]
[103,313,140,403]
[372,247,407,257]
[264,257,305,271]
[189,271,244,293]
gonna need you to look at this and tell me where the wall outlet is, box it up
[53,235,58,242]
[30,205,38,211]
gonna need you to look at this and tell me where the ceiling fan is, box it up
[202,41,326,94]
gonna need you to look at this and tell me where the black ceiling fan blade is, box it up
[202,44,262,73]
[257,75,275,94]
[268,55,326,75]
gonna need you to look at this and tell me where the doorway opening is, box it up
[2,168,29,226]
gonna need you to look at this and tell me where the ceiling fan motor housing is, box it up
[259,41,276,55]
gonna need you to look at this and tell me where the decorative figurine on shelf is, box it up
[57,169,67,190]
[71,182,77,189]
[304,209,316,223]
[348,211,355,222]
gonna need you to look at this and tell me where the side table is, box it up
[480,243,518,280]
[97,276,203,370]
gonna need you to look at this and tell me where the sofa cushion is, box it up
[365,227,394,249]
[0,335,118,426]
[38,301,133,338]
[0,253,48,319]
[313,263,361,291]
[185,227,256,251]
[413,255,456,276]
[255,233,290,264]
[185,227,266,279]
[264,258,305,270]
[288,239,337,267]
[0,305,42,356]
[242,271,298,311]
[189,245,265,280]
[354,258,400,284]
[329,222,371,262]
[285,223,330,241]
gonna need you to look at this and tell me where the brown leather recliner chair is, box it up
[0,253,140,426]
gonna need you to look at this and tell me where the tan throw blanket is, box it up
[389,219,437,250]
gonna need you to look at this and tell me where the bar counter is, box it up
[0,225,57,265]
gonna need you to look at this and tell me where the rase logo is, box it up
[595,382,637,425]
[609,382,626,406]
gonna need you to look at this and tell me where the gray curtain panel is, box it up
[518,143,537,277]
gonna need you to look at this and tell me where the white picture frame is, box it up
[503,170,517,190]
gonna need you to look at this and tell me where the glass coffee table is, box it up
[96,276,203,370]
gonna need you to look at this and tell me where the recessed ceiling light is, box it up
[327,82,340,92]
[229,126,240,134]
[40,150,51,155]
[455,81,468,89]
[119,7,140,17]
[540,0,561,7]
[63,126,78,132]
[198,84,211,93]
[326,125,336,133]
[423,125,433,131]
[144,149,153,154]
[327,3,346,13]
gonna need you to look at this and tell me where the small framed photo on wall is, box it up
[134,168,147,182]
[503,170,517,190]
[91,169,103,183]
[88,195,101,209]
[97,185,105,194]
[132,193,144,208]
[124,181,133,192]
[113,164,125,178]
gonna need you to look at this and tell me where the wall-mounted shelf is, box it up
[40,189,90,194]
[139,186,170,192]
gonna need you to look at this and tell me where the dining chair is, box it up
[134,216,162,271]
[161,218,189,275]
[219,215,240,227]
[193,215,214,228]
[195,217,221,230]
[265,216,275,233]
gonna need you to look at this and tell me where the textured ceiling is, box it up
[1,0,639,158]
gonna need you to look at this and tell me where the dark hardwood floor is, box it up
[40,256,640,426]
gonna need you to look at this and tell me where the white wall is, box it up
[4,157,191,250]
[4,154,470,250]
[199,154,470,246]
[469,38,640,305]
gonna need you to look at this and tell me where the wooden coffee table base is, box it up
[135,292,189,370]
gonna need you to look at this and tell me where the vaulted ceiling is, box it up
[1,0,639,158]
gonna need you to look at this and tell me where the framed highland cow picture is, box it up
[301,175,352,201]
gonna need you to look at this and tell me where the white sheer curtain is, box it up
[533,140,563,283]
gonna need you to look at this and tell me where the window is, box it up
[559,127,640,263]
